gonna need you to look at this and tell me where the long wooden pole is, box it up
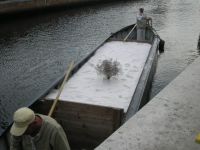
[123,24,137,42]
[48,61,74,117]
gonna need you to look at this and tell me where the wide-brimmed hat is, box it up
[10,107,35,136]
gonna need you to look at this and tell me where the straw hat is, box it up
[10,107,35,136]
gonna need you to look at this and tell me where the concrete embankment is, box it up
[0,0,101,14]
[95,56,200,150]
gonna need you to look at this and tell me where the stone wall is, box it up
[0,0,101,14]
[0,0,44,13]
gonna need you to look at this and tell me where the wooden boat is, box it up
[0,24,164,150]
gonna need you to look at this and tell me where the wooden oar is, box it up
[48,61,74,117]
[123,24,137,42]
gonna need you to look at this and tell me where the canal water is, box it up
[0,0,200,135]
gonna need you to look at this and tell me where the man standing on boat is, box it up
[9,107,71,150]
[136,8,152,41]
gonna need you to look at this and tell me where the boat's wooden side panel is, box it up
[32,100,123,149]
[124,37,160,122]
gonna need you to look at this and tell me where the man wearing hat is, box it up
[10,107,71,150]
[136,8,152,41]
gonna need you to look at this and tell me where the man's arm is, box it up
[146,16,152,26]
[53,126,71,150]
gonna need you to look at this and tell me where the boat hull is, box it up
[0,24,162,150]
[35,25,161,149]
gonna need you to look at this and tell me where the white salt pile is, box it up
[46,41,151,112]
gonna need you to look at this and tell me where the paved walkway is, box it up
[96,57,200,150]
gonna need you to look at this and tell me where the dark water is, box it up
[0,0,200,135]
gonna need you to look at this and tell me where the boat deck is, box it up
[45,41,151,113]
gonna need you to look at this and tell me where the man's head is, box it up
[10,107,35,136]
[139,8,144,13]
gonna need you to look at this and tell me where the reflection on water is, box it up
[0,0,200,134]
